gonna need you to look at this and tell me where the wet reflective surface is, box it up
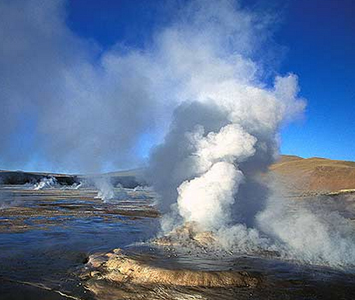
[0,185,159,299]
[0,185,355,299]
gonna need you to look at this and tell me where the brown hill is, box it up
[270,155,355,193]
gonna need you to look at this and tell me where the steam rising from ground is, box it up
[33,177,58,190]
[94,178,150,202]
[0,191,21,210]
[0,0,354,269]
[147,1,305,230]
[256,192,355,268]
[94,178,129,202]
[94,178,117,202]
[144,1,355,269]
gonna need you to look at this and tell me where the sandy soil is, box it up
[271,155,355,194]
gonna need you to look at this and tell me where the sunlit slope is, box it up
[271,155,355,193]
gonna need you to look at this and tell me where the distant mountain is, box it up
[0,170,78,185]
[270,155,355,193]
[0,169,143,188]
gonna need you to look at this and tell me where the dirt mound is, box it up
[82,248,261,288]
[153,222,216,248]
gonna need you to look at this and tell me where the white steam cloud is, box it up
[94,178,129,203]
[33,177,58,190]
[177,124,256,230]
[0,0,282,173]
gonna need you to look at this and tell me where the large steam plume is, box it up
[0,0,284,173]
[146,0,305,229]
[144,1,355,269]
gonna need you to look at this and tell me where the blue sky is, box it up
[277,0,355,161]
[66,0,355,162]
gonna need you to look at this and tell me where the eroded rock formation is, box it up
[82,248,261,288]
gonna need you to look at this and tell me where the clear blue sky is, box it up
[277,0,355,161]
[66,0,355,162]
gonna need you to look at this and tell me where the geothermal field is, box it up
[1,0,354,299]
[0,156,355,299]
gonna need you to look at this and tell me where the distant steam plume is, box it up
[33,177,58,190]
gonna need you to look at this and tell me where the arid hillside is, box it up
[271,155,355,194]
